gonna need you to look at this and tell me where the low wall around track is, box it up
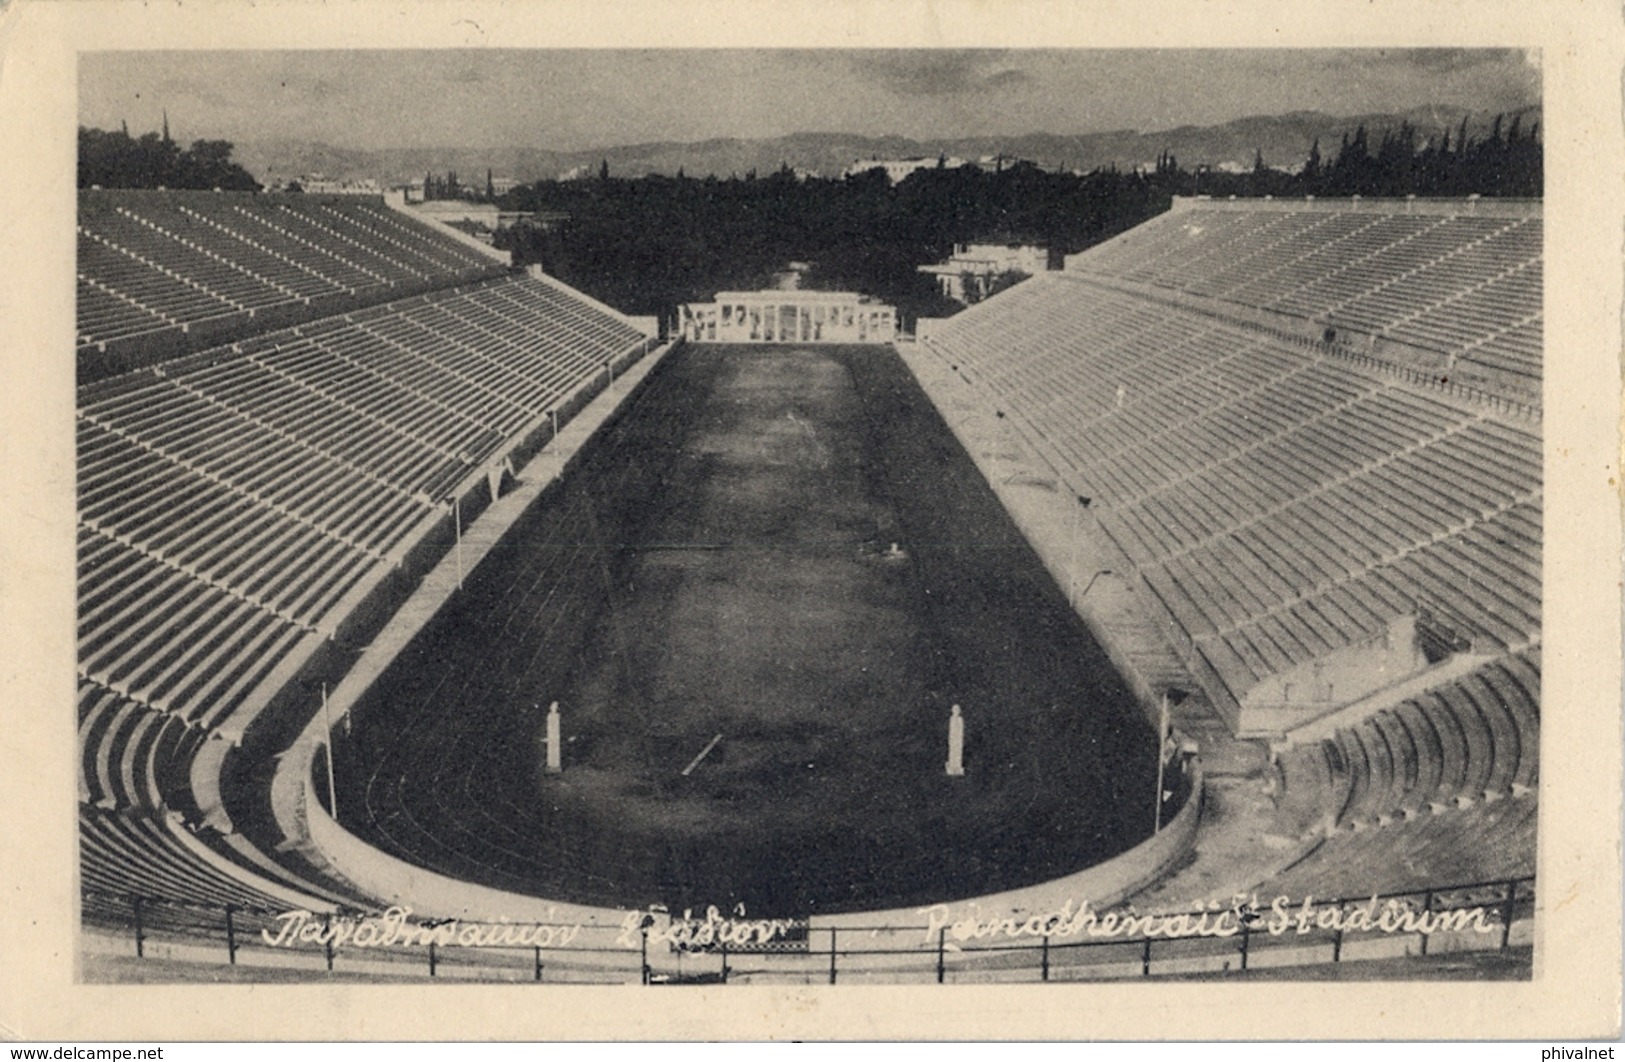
[302,765,628,928]
[265,340,677,867]
[277,339,1198,955]
[824,757,1203,933]
[295,742,1202,980]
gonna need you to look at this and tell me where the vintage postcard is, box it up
[0,0,1619,1043]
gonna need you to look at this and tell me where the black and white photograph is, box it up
[1,0,1620,1043]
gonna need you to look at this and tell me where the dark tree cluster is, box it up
[422,168,500,201]
[495,114,1537,326]
[423,170,460,200]
[1170,114,1541,199]
[1310,114,1542,198]
[496,160,1173,327]
[959,268,1030,306]
[79,125,261,192]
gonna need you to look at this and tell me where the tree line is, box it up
[423,168,499,201]
[495,160,1174,326]
[494,113,1538,326]
[1160,114,1541,199]
[79,125,261,192]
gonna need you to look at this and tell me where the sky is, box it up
[78,49,1542,153]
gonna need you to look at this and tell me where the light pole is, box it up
[1067,494,1091,606]
[1154,689,1188,834]
[452,496,463,589]
[1153,689,1169,834]
[320,681,338,821]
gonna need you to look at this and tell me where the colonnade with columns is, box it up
[679,292,896,344]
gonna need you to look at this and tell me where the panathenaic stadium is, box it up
[76,189,1540,983]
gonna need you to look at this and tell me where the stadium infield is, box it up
[336,342,1160,918]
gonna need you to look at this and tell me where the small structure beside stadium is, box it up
[678,291,897,344]
[918,242,1049,303]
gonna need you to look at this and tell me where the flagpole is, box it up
[1154,689,1170,834]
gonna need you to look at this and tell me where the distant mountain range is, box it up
[231,105,1541,188]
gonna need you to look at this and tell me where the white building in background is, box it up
[399,199,562,245]
[282,174,382,195]
[918,243,1049,303]
[843,156,965,183]
[679,291,896,344]
[400,176,522,203]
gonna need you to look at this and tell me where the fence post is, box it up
[1239,921,1251,971]
[428,941,437,978]
[936,927,947,984]
[1500,881,1517,951]
[132,896,145,958]
[534,946,543,982]
[828,927,837,986]
[1041,934,1050,982]
[323,913,334,972]
[1419,890,1434,957]
[640,924,650,986]
[1331,901,1345,964]
[1141,937,1152,977]
[225,905,237,965]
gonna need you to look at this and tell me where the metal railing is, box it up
[83,875,1533,984]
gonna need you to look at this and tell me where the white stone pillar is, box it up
[946,704,965,777]
[545,701,562,773]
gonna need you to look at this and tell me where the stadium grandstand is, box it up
[77,190,514,379]
[76,188,663,961]
[913,196,1539,911]
[78,190,1539,984]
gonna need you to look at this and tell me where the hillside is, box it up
[231,105,1540,186]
